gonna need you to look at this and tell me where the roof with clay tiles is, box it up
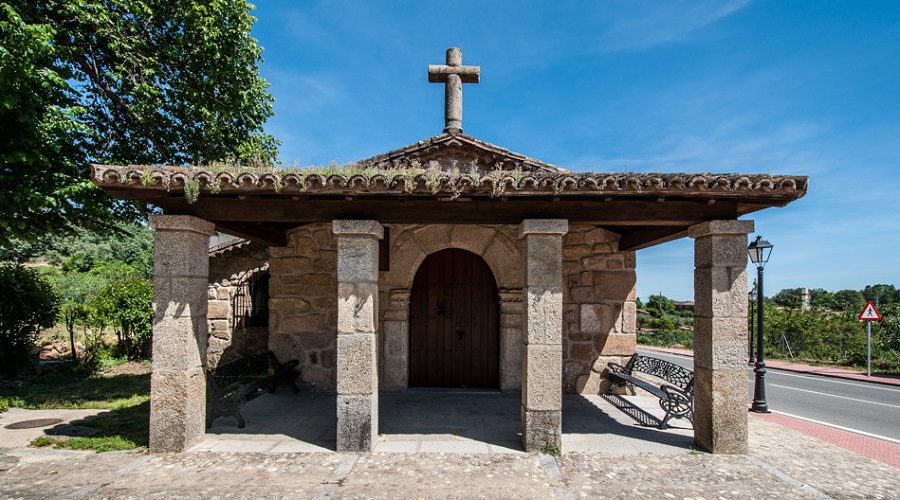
[90,133,807,251]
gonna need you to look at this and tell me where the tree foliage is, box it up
[92,275,153,360]
[645,294,675,316]
[765,285,900,371]
[0,263,59,374]
[1,0,277,245]
[0,221,154,276]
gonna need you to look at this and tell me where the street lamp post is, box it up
[748,235,773,413]
[748,288,757,364]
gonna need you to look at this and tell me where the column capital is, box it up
[149,215,215,236]
[689,220,754,240]
[519,219,568,238]
[332,220,384,239]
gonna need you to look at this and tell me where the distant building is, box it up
[674,301,695,312]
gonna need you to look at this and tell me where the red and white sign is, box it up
[859,301,882,321]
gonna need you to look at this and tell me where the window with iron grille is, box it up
[231,271,270,329]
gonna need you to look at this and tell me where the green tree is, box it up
[833,289,864,311]
[809,288,834,309]
[92,275,153,359]
[52,270,107,362]
[645,294,675,315]
[0,263,59,374]
[1,222,154,276]
[772,288,803,309]
[863,284,899,305]
[1,1,277,246]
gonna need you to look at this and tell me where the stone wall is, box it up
[267,225,338,389]
[207,242,269,368]
[560,224,637,394]
[207,221,637,394]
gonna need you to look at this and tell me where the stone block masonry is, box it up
[267,225,338,389]
[560,224,637,395]
[207,242,269,368]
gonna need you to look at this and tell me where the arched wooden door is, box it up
[409,249,499,388]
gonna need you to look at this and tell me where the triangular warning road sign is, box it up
[859,301,882,321]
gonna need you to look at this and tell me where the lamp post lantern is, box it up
[747,235,773,413]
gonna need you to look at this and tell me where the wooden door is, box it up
[409,249,499,388]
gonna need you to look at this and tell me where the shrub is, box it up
[92,276,153,359]
[0,263,59,375]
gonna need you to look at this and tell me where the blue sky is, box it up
[250,1,899,301]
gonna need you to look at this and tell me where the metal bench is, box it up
[206,351,300,428]
[606,353,694,429]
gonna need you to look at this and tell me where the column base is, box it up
[521,408,561,453]
[693,367,748,454]
[337,394,378,452]
[149,369,206,452]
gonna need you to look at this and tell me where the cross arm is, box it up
[428,65,480,83]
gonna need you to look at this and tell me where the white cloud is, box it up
[599,0,752,52]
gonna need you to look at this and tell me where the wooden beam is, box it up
[213,222,287,247]
[618,227,690,252]
[152,197,739,226]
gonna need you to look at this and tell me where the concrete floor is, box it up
[196,390,695,454]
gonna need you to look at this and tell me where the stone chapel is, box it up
[90,48,807,454]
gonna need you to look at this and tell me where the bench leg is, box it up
[659,412,673,430]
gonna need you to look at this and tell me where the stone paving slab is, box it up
[200,391,695,456]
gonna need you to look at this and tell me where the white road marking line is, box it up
[767,370,900,392]
[772,410,900,446]
[768,384,900,409]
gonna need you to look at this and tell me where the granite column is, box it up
[689,220,754,454]
[519,219,568,452]
[148,215,215,452]
[333,220,383,452]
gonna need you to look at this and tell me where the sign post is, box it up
[858,301,883,377]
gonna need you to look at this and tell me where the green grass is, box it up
[1,370,150,452]
[0,371,149,409]
[29,435,139,453]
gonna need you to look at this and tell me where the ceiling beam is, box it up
[213,222,287,247]
[618,227,690,252]
[151,197,739,226]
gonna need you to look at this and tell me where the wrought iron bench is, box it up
[606,353,694,429]
[206,351,300,428]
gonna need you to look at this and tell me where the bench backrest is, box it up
[631,355,693,392]
[211,352,269,385]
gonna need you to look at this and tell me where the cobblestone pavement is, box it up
[1,415,898,499]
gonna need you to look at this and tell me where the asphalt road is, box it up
[638,348,900,444]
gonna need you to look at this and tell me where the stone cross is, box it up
[428,47,480,135]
